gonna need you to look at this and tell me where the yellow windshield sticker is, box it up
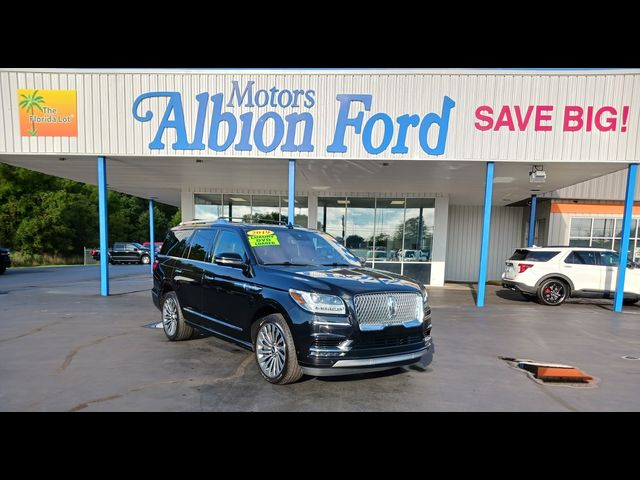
[247,229,274,236]
[248,234,280,247]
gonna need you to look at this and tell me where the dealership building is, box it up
[1,68,639,309]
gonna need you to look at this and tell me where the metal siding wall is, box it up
[446,205,524,282]
[1,69,639,161]
[548,168,640,200]
[548,213,568,245]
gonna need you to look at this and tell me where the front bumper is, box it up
[302,340,433,376]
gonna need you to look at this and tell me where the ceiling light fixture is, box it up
[390,200,405,205]
[337,200,350,205]
[229,197,247,202]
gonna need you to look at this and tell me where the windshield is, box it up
[247,228,361,267]
[132,243,145,249]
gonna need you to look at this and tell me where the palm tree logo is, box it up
[19,90,46,136]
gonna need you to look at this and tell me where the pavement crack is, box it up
[0,320,65,344]
[68,354,254,412]
[59,332,129,372]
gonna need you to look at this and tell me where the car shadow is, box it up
[495,289,531,302]
[312,366,411,383]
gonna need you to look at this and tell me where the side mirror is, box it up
[215,252,247,269]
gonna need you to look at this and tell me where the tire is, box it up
[140,255,150,265]
[623,298,638,306]
[161,291,193,341]
[537,278,568,306]
[0,266,6,275]
[253,313,303,385]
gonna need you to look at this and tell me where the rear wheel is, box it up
[537,278,568,306]
[253,314,303,385]
[161,291,193,341]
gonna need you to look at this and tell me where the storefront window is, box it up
[345,198,375,266]
[317,196,435,284]
[569,216,640,262]
[318,197,347,245]
[194,194,308,226]
[194,194,223,220]
[223,194,251,222]
[251,195,281,223]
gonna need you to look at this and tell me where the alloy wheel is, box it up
[256,322,287,379]
[543,281,566,304]
[163,297,178,336]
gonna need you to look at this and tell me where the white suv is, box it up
[501,246,640,306]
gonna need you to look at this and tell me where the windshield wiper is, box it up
[262,262,313,266]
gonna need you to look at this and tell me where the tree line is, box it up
[0,164,180,258]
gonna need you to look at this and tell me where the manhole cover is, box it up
[142,321,164,329]
[622,355,640,360]
[500,357,598,387]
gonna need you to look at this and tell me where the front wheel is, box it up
[537,279,568,306]
[140,255,150,265]
[254,314,303,385]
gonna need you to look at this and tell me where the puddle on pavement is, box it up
[500,357,599,388]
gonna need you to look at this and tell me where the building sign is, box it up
[131,78,634,159]
[17,89,77,137]
[132,81,456,156]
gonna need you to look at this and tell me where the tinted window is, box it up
[162,230,193,258]
[599,251,619,266]
[125,244,137,252]
[114,243,125,250]
[565,250,598,265]
[187,229,217,262]
[214,230,247,259]
[510,250,560,262]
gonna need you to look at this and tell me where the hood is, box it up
[260,265,423,296]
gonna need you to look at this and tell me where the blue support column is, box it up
[614,163,638,313]
[97,156,109,297]
[477,162,495,307]
[288,159,296,225]
[149,199,155,271]
[528,194,537,247]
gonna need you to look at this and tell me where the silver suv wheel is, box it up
[256,322,286,379]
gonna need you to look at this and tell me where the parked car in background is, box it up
[143,241,163,252]
[91,242,152,264]
[152,220,433,385]
[501,246,640,306]
[0,247,11,274]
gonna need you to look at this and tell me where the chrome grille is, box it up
[353,292,421,330]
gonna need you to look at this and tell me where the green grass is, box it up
[9,251,84,268]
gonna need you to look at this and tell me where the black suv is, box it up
[0,247,10,275]
[152,220,433,384]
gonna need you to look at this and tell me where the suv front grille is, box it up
[355,334,424,349]
[353,292,422,330]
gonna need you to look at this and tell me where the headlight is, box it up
[289,289,346,315]
[421,287,428,306]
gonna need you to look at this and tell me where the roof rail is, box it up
[177,220,211,226]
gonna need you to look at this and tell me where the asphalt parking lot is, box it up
[1,265,640,411]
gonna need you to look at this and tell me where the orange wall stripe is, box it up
[551,203,640,215]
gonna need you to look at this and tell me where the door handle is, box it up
[204,274,216,281]
[244,284,262,293]
[175,268,184,274]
